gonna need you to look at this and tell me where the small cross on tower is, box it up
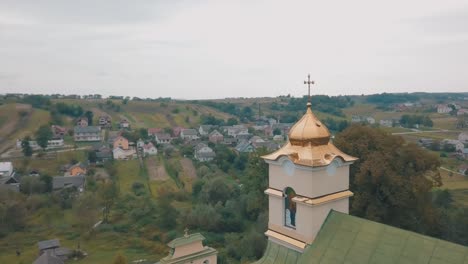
[304,74,314,105]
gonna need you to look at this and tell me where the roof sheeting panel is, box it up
[297,210,468,264]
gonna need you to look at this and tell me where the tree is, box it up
[84,111,93,125]
[21,136,33,157]
[273,128,282,135]
[88,151,97,164]
[156,197,179,230]
[113,253,127,264]
[334,125,441,234]
[227,117,239,126]
[35,125,52,150]
[100,181,119,223]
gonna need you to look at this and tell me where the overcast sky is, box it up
[0,0,467,99]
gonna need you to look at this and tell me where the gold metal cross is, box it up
[304,74,314,103]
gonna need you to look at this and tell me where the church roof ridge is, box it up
[167,233,205,248]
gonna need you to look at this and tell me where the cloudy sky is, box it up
[0,0,467,99]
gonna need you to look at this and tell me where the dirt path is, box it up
[147,156,169,181]
[180,158,197,179]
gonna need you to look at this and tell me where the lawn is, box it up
[12,150,87,176]
[115,159,143,194]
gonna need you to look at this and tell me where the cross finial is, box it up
[304,74,314,107]
[184,227,189,237]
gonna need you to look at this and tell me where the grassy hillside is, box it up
[52,99,235,129]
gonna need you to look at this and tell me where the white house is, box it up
[227,125,248,137]
[0,162,14,177]
[142,142,158,156]
[198,125,213,136]
[194,143,215,162]
[379,119,393,127]
[137,139,145,149]
[181,129,199,141]
[16,139,64,150]
[459,132,468,143]
[437,104,452,114]
[154,132,172,144]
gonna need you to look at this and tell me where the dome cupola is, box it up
[288,102,331,146]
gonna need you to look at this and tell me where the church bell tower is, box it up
[261,76,358,252]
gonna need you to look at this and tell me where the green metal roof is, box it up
[255,210,468,264]
[167,233,205,248]
[301,210,468,264]
[253,239,302,264]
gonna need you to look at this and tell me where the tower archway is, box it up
[284,187,297,228]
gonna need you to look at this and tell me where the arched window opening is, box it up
[203,260,209,264]
[284,187,297,228]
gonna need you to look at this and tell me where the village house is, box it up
[148,128,162,138]
[226,125,248,137]
[462,148,468,159]
[76,117,89,127]
[0,162,19,191]
[98,115,112,128]
[273,135,284,141]
[154,132,172,144]
[65,162,87,176]
[271,123,293,136]
[442,139,465,152]
[198,125,213,136]
[172,126,184,138]
[16,138,65,150]
[51,125,67,139]
[208,130,224,143]
[119,119,130,129]
[36,239,72,263]
[180,129,199,141]
[437,104,452,114]
[113,147,136,160]
[137,139,145,148]
[113,136,129,150]
[458,164,468,175]
[142,142,158,156]
[194,143,216,162]
[351,115,375,124]
[222,137,238,146]
[379,119,393,127]
[0,161,14,178]
[458,109,468,116]
[459,132,468,143]
[93,144,113,163]
[52,175,85,192]
[235,131,252,140]
[74,126,101,142]
[235,140,255,153]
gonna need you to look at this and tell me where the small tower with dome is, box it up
[261,75,358,252]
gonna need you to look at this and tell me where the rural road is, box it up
[391,129,461,135]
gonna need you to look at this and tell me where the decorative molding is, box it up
[265,229,307,252]
[292,190,353,207]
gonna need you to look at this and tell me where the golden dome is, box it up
[262,102,357,167]
[288,102,331,146]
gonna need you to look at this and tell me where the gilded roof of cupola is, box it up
[288,102,331,146]
[262,102,357,167]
